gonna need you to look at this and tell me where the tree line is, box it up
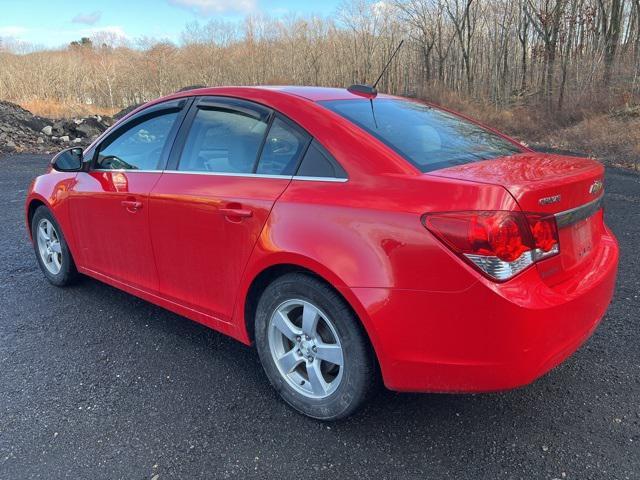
[0,0,638,121]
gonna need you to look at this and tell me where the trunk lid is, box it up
[430,153,606,284]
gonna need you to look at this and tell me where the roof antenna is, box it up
[369,97,378,128]
[373,40,404,91]
[348,40,404,98]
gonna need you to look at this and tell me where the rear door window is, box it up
[178,108,268,173]
[256,116,310,176]
[296,141,347,179]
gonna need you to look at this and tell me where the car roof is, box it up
[172,85,394,102]
[255,86,375,101]
[124,86,402,124]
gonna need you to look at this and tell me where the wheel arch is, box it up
[239,260,384,374]
[26,194,80,266]
[26,197,48,238]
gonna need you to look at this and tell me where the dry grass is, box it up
[539,114,640,170]
[18,99,119,119]
[421,86,640,170]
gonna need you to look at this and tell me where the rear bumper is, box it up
[350,231,619,393]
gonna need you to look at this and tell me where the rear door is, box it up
[69,99,190,292]
[148,96,311,322]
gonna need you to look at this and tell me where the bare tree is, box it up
[0,0,636,125]
[445,0,477,93]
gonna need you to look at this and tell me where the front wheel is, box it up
[31,206,77,286]
[255,273,378,420]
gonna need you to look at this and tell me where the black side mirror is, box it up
[51,147,84,172]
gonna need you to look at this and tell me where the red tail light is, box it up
[422,211,559,281]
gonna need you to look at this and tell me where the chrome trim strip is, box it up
[91,169,161,173]
[161,170,292,179]
[292,176,348,183]
[160,170,348,182]
[555,195,603,228]
[90,169,349,182]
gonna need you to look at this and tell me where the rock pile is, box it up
[0,100,114,155]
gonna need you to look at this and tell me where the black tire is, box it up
[255,272,378,420]
[31,206,78,287]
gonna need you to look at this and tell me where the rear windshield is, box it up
[320,98,522,172]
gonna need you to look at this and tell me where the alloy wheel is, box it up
[36,219,63,275]
[268,299,345,399]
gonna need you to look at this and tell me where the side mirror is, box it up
[51,147,84,172]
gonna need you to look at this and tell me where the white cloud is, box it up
[169,0,257,15]
[72,11,102,25]
[0,26,28,38]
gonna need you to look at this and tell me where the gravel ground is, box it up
[1,154,638,480]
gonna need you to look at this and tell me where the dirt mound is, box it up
[0,100,49,132]
[0,101,114,155]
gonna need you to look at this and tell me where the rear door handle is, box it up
[218,208,253,218]
[121,200,142,211]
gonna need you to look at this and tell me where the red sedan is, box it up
[25,86,618,420]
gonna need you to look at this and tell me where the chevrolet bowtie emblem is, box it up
[589,180,604,195]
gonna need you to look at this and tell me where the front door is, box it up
[69,100,187,292]
[149,97,311,323]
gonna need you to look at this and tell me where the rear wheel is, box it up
[255,273,377,420]
[31,206,77,286]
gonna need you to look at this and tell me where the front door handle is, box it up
[218,207,253,219]
[121,200,142,212]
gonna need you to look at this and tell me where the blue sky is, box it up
[0,0,342,49]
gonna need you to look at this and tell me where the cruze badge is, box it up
[589,180,604,195]
[539,194,561,205]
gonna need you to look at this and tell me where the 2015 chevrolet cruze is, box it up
[26,86,618,420]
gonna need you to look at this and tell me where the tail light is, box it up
[422,211,559,281]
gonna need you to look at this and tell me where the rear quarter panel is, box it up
[233,172,520,344]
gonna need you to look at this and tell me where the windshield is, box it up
[320,98,522,172]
